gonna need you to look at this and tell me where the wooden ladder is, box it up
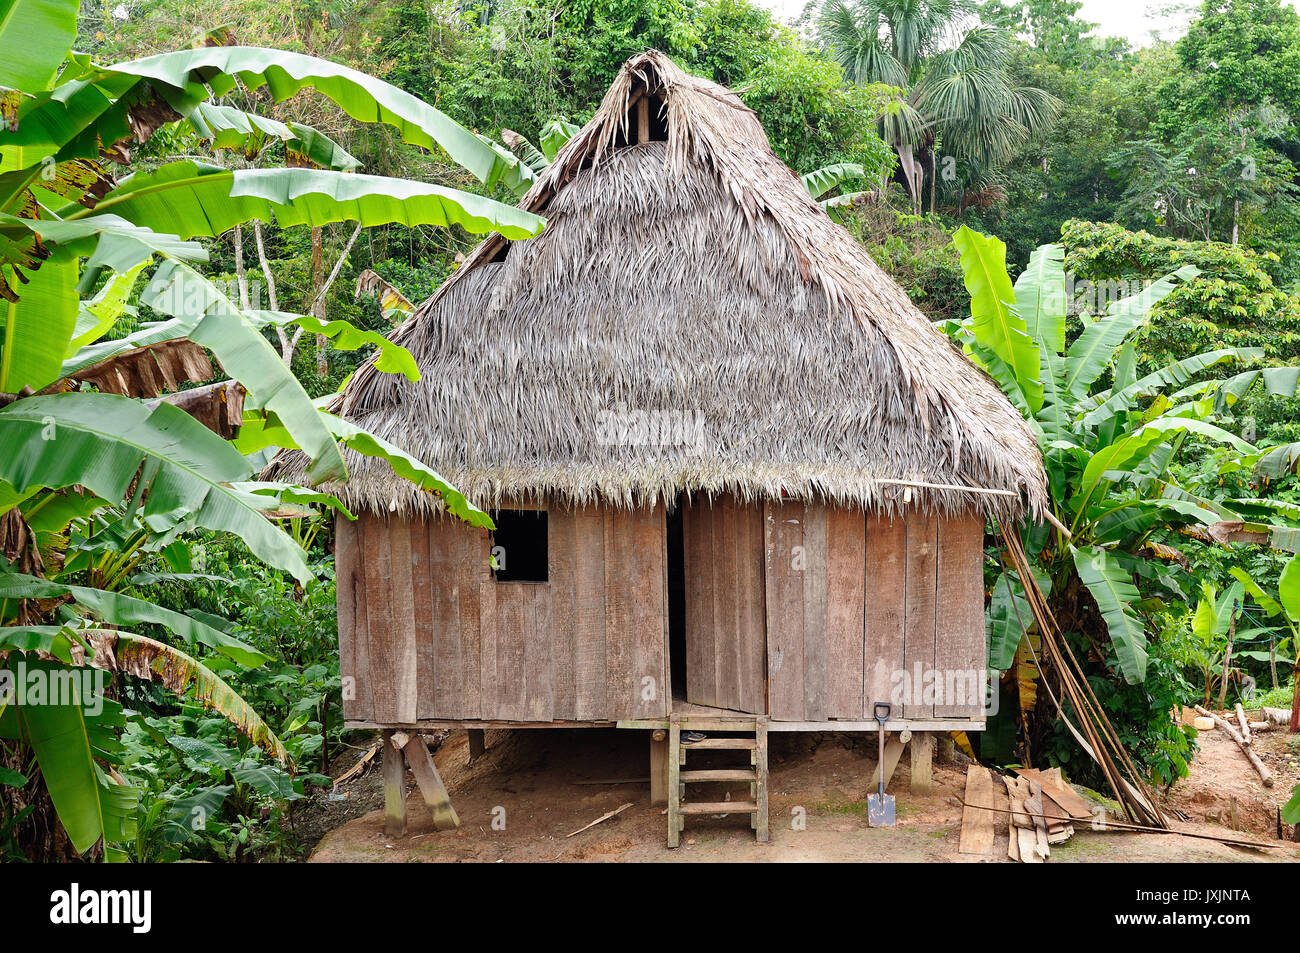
[667,713,769,847]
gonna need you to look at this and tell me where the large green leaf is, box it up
[800,162,865,200]
[1280,554,1300,624]
[1072,545,1148,683]
[1012,242,1066,355]
[0,255,76,392]
[0,573,268,666]
[987,566,1052,670]
[1063,265,1198,400]
[1229,567,1284,618]
[188,104,362,171]
[104,46,536,194]
[17,660,137,857]
[138,259,346,483]
[1079,347,1265,427]
[953,226,1042,411]
[0,393,313,582]
[73,161,544,242]
[248,310,419,381]
[0,0,78,91]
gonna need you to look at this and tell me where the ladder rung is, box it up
[680,801,759,815]
[682,738,757,750]
[681,768,756,782]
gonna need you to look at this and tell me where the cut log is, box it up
[1195,705,1273,787]
[1235,704,1251,744]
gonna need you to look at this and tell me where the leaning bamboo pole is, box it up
[995,522,1169,829]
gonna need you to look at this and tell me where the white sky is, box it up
[753,0,1300,48]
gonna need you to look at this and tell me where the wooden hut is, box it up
[269,51,1047,845]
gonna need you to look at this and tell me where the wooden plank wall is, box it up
[764,503,986,721]
[682,494,766,713]
[336,506,668,724]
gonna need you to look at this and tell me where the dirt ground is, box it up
[302,720,1300,863]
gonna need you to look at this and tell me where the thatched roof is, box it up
[268,51,1047,520]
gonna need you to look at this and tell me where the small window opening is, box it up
[490,509,549,582]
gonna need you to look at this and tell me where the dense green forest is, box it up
[3,0,1300,862]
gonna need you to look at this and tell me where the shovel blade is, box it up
[867,793,895,827]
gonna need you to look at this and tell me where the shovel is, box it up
[867,701,895,827]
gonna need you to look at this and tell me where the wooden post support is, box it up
[650,731,668,806]
[636,96,650,144]
[404,733,460,831]
[467,728,486,764]
[910,731,933,796]
[381,729,407,838]
[754,716,770,843]
[667,714,682,848]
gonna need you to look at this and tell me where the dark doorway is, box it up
[667,495,686,699]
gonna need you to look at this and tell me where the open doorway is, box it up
[667,495,687,703]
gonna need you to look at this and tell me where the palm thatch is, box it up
[268,51,1046,520]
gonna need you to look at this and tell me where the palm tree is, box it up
[817,0,1059,211]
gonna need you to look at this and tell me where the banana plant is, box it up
[0,0,522,859]
[1229,556,1300,730]
[948,226,1300,686]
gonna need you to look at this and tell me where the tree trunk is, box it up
[1290,662,1299,733]
[1218,606,1238,710]
[311,226,327,378]
[929,149,937,215]
[232,224,250,310]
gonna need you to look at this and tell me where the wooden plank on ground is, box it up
[934,513,986,717]
[958,764,995,854]
[903,513,938,719]
[864,514,906,714]
[1014,767,1094,820]
[826,507,866,719]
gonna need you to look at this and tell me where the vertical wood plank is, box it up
[825,507,866,719]
[458,527,487,720]
[526,581,555,720]
[334,515,370,721]
[363,515,399,724]
[549,507,578,720]
[388,520,419,724]
[801,504,829,721]
[431,519,465,719]
[737,502,767,715]
[714,495,742,710]
[864,514,906,716]
[632,505,667,718]
[381,729,406,837]
[934,512,987,718]
[764,500,805,720]
[603,509,634,719]
[904,512,939,720]
[683,500,716,707]
[573,507,607,720]
[411,517,436,721]
[478,579,498,718]
[495,583,527,721]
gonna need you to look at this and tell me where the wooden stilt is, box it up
[667,715,682,847]
[381,729,407,838]
[467,728,486,764]
[910,731,933,795]
[404,733,460,831]
[650,729,668,806]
